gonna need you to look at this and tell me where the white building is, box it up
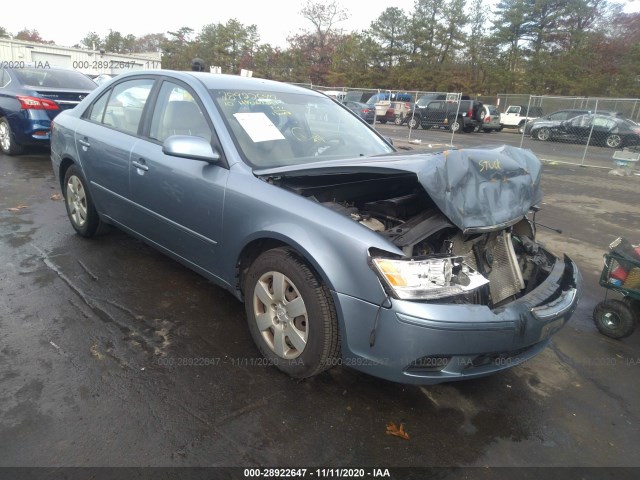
[0,38,162,74]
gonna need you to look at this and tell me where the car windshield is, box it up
[211,89,394,168]
[487,106,499,115]
[14,68,97,90]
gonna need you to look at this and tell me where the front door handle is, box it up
[132,159,149,171]
[78,138,90,149]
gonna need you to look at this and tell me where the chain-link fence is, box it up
[516,96,640,168]
[292,83,640,169]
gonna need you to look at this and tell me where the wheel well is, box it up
[235,238,329,300]
[58,157,75,190]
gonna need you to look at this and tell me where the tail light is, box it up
[363,109,369,113]
[468,106,474,117]
[485,116,491,122]
[16,95,60,111]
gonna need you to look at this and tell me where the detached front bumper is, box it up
[333,255,582,385]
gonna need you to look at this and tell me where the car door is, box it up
[590,116,616,144]
[74,77,156,224]
[565,114,593,142]
[128,79,228,276]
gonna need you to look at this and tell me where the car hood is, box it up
[255,145,542,233]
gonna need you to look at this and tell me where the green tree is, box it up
[0,26,10,38]
[197,19,260,74]
[369,7,409,69]
[104,30,124,53]
[80,32,102,50]
[161,27,196,70]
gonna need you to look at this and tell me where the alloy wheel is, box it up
[252,271,308,359]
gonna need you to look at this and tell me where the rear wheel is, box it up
[450,117,462,133]
[394,115,403,126]
[593,299,637,339]
[0,117,24,155]
[483,128,492,133]
[408,117,420,129]
[518,121,526,134]
[244,248,340,378]
[63,165,108,237]
[605,134,623,148]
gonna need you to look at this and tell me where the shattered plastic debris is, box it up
[50,193,63,201]
[409,139,422,145]
[386,422,410,440]
[7,205,28,212]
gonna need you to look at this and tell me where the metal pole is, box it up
[581,99,597,167]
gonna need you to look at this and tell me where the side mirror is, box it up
[162,135,221,163]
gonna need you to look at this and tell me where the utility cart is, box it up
[593,238,640,338]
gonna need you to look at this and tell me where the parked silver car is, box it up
[476,104,502,132]
[50,70,582,384]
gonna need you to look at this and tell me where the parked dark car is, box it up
[530,113,640,148]
[524,109,622,136]
[407,97,479,133]
[0,66,97,155]
[343,100,375,124]
[50,70,582,385]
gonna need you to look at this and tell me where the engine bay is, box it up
[268,172,555,307]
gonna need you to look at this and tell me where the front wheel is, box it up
[408,117,420,129]
[244,248,340,378]
[394,115,403,126]
[518,121,526,134]
[536,127,551,141]
[0,117,24,155]
[593,299,637,339]
[605,134,623,148]
[63,165,107,237]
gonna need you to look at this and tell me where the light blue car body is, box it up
[50,70,582,384]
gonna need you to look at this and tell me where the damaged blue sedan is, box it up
[50,70,582,384]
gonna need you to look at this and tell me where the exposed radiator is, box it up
[450,231,525,304]
[488,232,525,303]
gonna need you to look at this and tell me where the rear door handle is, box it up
[78,138,90,148]
[132,159,149,171]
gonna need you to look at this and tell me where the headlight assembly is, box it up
[371,255,489,300]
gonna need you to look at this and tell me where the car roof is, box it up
[114,70,321,97]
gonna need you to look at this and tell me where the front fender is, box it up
[218,168,402,304]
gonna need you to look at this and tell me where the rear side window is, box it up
[88,92,110,123]
[102,79,154,135]
[0,69,7,88]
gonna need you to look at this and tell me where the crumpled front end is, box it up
[262,146,582,383]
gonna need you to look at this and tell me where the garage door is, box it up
[31,52,72,68]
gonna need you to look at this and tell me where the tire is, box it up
[483,128,492,133]
[0,117,25,155]
[593,299,637,339]
[450,117,462,133]
[496,127,503,132]
[605,134,622,149]
[408,117,420,129]
[536,127,551,141]
[244,247,340,378]
[394,115,403,126]
[63,165,107,237]
[518,121,526,134]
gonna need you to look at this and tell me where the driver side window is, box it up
[149,82,212,143]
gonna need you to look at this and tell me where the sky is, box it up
[3,0,639,49]
[1,0,417,48]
